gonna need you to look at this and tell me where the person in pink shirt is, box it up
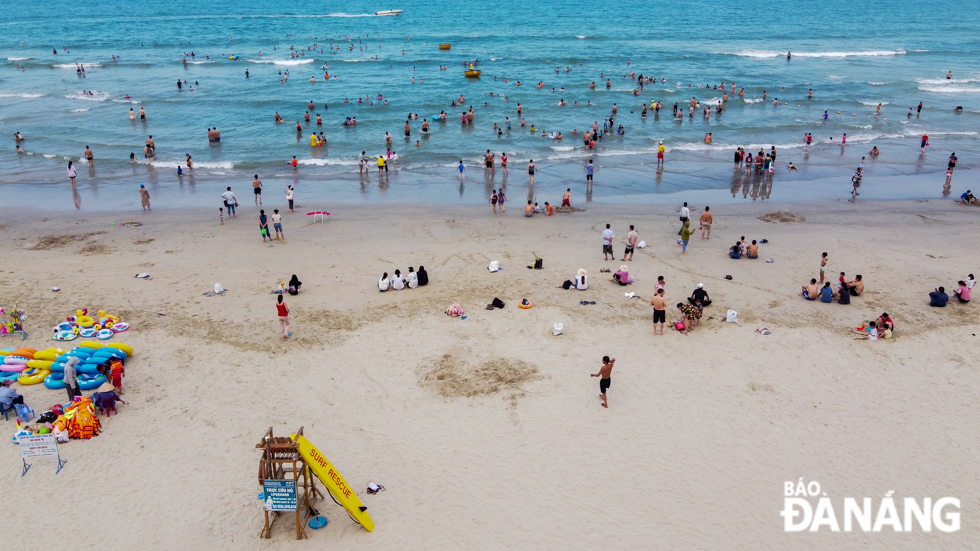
[954,280,971,303]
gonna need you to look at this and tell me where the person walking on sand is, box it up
[139,184,150,211]
[67,160,77,187]
[253,174,263,204]
[222,187,238,218]
[680,220,693,255]
[497,188,506,212]
[276,295,291,339]
[678,202,690,236]
[591,356,615,408]
[560,188,572,213]
[651,288,666,335]
[622,224,638,261]
[700,206,712,239]
[819,252,828,284]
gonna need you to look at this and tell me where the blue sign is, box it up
[262,480,297,511]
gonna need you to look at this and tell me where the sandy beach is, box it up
[0,196,978,549]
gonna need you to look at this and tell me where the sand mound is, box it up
[758,211,806,223]
[420,354,541,399]
[79,243,112,255]
[29,231,106,250]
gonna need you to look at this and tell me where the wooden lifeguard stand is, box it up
[256,427,324,539]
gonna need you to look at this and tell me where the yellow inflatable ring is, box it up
[76,315,95,327]
[27,360,54,369]
[519,302,533,309]
[79,341,105,350]
[18,368,51,385]
[108,342,134,357]
[33,349,64,362]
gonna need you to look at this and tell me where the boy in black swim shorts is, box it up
[591,356,615,408]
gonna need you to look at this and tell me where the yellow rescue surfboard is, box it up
[291,434,375,532]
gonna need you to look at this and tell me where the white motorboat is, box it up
[375,9,403,16]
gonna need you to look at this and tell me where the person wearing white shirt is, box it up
[678,201,690,236]
[391,269,405,290]
[378,272,390,292]
[575,269,588,290]
[406,267,418,289]
[221,187,238,217]
[967,274,976,290]
[602,223,614,260]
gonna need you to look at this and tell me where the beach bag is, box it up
[492,297,505,309]
[488,261,500,272]
[553,322,563,336]
[562,280,573,290]
[637,241,646,249]
[534,258,543,270]
[674,321,686,331]
[445,303,464,317]
[726,310,738,323]
[261,228,268,236]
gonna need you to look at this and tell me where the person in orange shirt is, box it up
[546,202,555,216]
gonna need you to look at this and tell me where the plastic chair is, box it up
[14,403,35,423]
[0,402,12,421]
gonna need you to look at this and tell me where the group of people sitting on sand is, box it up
[929,274,974,306]
[379,266,428,291]
[801,273,864,305]
[729,236,763,259]
[852,312,895,341]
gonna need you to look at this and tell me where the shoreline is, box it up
[0,158,966,213]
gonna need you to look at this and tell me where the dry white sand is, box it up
[0,198,978,550]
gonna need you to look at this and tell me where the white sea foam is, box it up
[742,98,763,103]
[69,108,90,113]
[867,81,892,86]
[7,57,29,61]
[297,157,358,166]
[43,154,57,159]
[860,101,890,106]
[0,92,44,98]
[185,60,213,64]
[575,35,586,39]
[112,99,140,104]
[65,91,109,101]
[147,160,235,169]
[247,58,315,66]
[730,49,906,58]
[919,84,980,93]
[550,145,574,151]
[53,62,102,69]
[324,13,376,17]
[917,78,979,84]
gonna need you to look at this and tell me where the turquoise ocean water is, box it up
[1,0,978,209]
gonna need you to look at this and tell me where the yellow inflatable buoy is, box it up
[26,360,54,370]
[108,342,134,357]
[18,368,51,385]
[80,341,105,350]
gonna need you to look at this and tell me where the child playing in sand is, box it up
[219,208,224,225]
